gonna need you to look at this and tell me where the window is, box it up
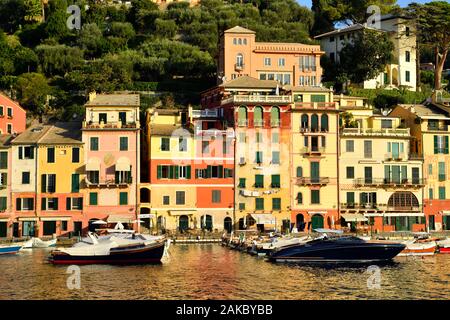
[439,162,446,181]
[119,192,128,205]
[202,141,209,153]
[255,174,264,188]
[236,53,244,67]
[18,146,34,159]
[346,167,354,179]
[297,193,303,204]
[405,51,410,62]
[89,192,98,205]
[90,137,99,151]
[256,132,263,143]
[311,190,320,204]
[195,166,225,179]
[239,132,246,143]
[179,137,187,152]
[0,197,6,210]
[161,138,170,151]
[238,178,246,188]
[271,174,280,188]
[439,187,446,200]
[364,140,372,158]
[405,71,410,82]
[434,136,449,154]
[41,174,56,193]
[72,147,80,163]
[0,172,5,187]
[272,133,279,143]
[272,198,281,210]
[0,152,6,169]
[47,147,55,163]
[42,198,58,211]
[178,166,190,179]
[212,190,221,203]
[163,196,170,205]
[346,192,355,206]
[0,106,3,116]
[278,58,285,66]
[68,197,83,210]
[7,124,12,134]
[381,119,393,128]
[99,113,107,124]
[22,172,30,184]
[296,167,303,177]
[311,114,319,132]
[321,115,328,132]
[119,137,128,151]
[429,188,433,200]
[311,95,326,103]
[7,107,12,117]
[346,140,354,152]
[428,164,433,175]
[61,221,68,231]
[176,191,185,205]
[71,174,79,192]
[16,198,34,211]
[87,171,99,184]
[264,57,271,66]
[254,106,263,127]
[255,151,263,164]
[255,198,264,210]
[329,36,335,42]
[119,112,126,124]
[233,38,237,45]
[405,27,410,36]
[272,151,280,164]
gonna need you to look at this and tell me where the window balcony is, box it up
[82,121,139,129]
[427,125,448,132]
[353,178,426,188]
[300,147,325,155]
[223,95,292,105]
[341,127,410,137]
[85,177,132,187]
[385,152,406,161]
[296,177,329,186]
[238,120,248,127]
[293,102,336,110]
[235,63,244,71]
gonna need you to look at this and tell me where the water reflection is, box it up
[0,245,449,300]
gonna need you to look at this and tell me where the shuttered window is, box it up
[439,162,446,181]
[0,197,6,210]
[89,192,98,205]
[297,193,303,204]
[72,147,80,163]
[364,140,372,158]
[119,192,128,205]
[255,151,263,164]
[272,198,281,210]
[119,137,128,151]
[90,137,99,151]
[346,167,354,179]
[272,151,280,164]
[47,147,55,163]
[176,191,185,205]
[311,190,320,204]
[212,190,221,203]
[71,174,79,192]
[255,198,264,210]
[439,187,446,200]
[271,175,280,188]
[0,152,7,169]
[347,192,355,205]
[255,175,264,188]
[238,178,246,188]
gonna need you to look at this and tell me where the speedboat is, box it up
[398,239,437,256]
[437,238,450,254]
[268,235,405,263]
[22,238,57,249]
[49,232,166,265]
[0,243,22,255]
[251,236,310,256]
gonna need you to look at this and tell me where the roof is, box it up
[11,125,52,144]
[85,94,140,107]
[222,76,278,89]
[38,122,82,145]
[0,134,13,147]
[150,124,193,136]
[150,109,185,116]
[0,92,27,113]
[396,104,449,118]
[314,24,381,39]
[284,85,331,92]
[224,26,255,34]
[333,95,368,100]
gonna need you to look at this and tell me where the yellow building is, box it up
[340,100,425,233]
[288,86,339,231]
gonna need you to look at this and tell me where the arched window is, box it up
[311,114,319,132]
[301,114,308,130]
[233,38,237,45]
[254,106,263,127]
[243,38,247,45]
[297,192,303,204]
[321,114,329,132]
[388,192,419,209]
[270,107,280,127]
[238,38,242,45]
[236,53,244,67]
[296,166,303,177]
[238,106,247,126]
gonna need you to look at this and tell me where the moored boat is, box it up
[268,235,405,263]
[437,238,450,253]
[0,244,22,255]
[397,239,437,256]
[22,238,57,249]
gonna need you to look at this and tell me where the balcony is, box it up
[427,125,448,132]
[238,120,248,127]
[192,109,218,118]
[222,95,292,105]
[293,102,336,110]
[83,121,139,129]
[85,177,132,187]
[195,128,235,139]
[235,63,244,71]
[353,178,426,188]
[385,152,406,161]
[341,127,410,137]
[409,153,423,160]
[300,127,328,134]
[296,177,329,186]
[340,203,421,212]
[300,147,325,155]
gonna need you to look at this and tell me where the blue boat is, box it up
[0,244,22,255]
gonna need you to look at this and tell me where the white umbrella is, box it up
[132,220,145,223]
[91,220,107,225]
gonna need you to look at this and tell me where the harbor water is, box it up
[1,244,449,300]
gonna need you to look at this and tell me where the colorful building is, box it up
[0,92,27,134]
[82,93,141,231]
[218,26,323,86]
[339,101,425,233]
[390,102,450,231]
[0,135,13,237]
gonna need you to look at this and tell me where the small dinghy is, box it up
[398,239,437,256]
[21,238,57,248]
[436,238,450,254]
[0,244,22,255]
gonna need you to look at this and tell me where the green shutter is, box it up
[195,169,199,178]
[218,165,223,178]
[384,165,390,182]
[120,192,128,205]
[434,136,438,154]
[297,192,303,204]
[41,198,46,210]
[66,198,71,210]
[18,147,22,160]
[311,95,326,102]
[16,198,21,211]
[446,136,449,154]
[347,192,355,204]
[90,192,98,205]
[255,175,264,188]
[271,174,280,188]
[0,197,6,210]
[255,198,264,210]
[157,166,162,179]
[54,198,58,210]
[41,174,46,193]
[272,198,281,210]
[0,152,7,169]
[186,166,191,179]
[401,166,407,181]
[71,174,79,192]
[207,166,212,178]
[239,178,246,188]
[174,166,179,179]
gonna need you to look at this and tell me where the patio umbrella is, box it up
[91,220,107,225]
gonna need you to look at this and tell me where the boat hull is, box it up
[50,242,165,265]
[439,247,450,254]
[269,238,405,263]
[0,245,22,255]
[397,242,436,256]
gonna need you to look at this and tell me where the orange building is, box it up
[0,92,27,134]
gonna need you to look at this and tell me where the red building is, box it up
[0,93,27,134]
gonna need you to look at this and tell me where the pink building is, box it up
[0,92,27,134]
[82,93,141,231]
[218,26,324,87]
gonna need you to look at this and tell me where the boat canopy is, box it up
[313,228,344,234]
[107,215,134,223]
[251,214,275,225]
[340,214,368,222]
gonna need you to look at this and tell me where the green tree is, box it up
[35,44,84,76]
[77,23,105,59]
[15,72,51,114]
[106,22,136,51]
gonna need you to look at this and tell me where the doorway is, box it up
[296,214,305,231]
[43,221,56,236]
[0,222,6,237]
[224,217,232,233]
[22,221,35,237]
[73,221,82,236]
[311,214,324,230]
[179,215,189,232]
[13,222,19,237]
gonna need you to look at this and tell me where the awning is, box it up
[0,218,9,222]
[41,217,71,221]
[107,215,134,223]
[169,210,196,216]
[251,214,276,225]
[383,212,425,217]
[18,217,39,221]
[86,157,101,171]
[442,211,450,216]
[115,157,131,171]
[340,214,368,222]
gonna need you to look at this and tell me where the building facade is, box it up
[0,93,27,134]
[218,26,324,87]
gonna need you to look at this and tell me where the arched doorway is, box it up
[296,214,305,231]
[201,215,213,231]
[179,215,189,232]
[224,217,232,233]
[311,214,324,230]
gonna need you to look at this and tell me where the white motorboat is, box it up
[21,237,57,248]
[437,238,450,253]
[397,239,437,256]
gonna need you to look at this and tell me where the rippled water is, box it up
[0,244,449,300]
